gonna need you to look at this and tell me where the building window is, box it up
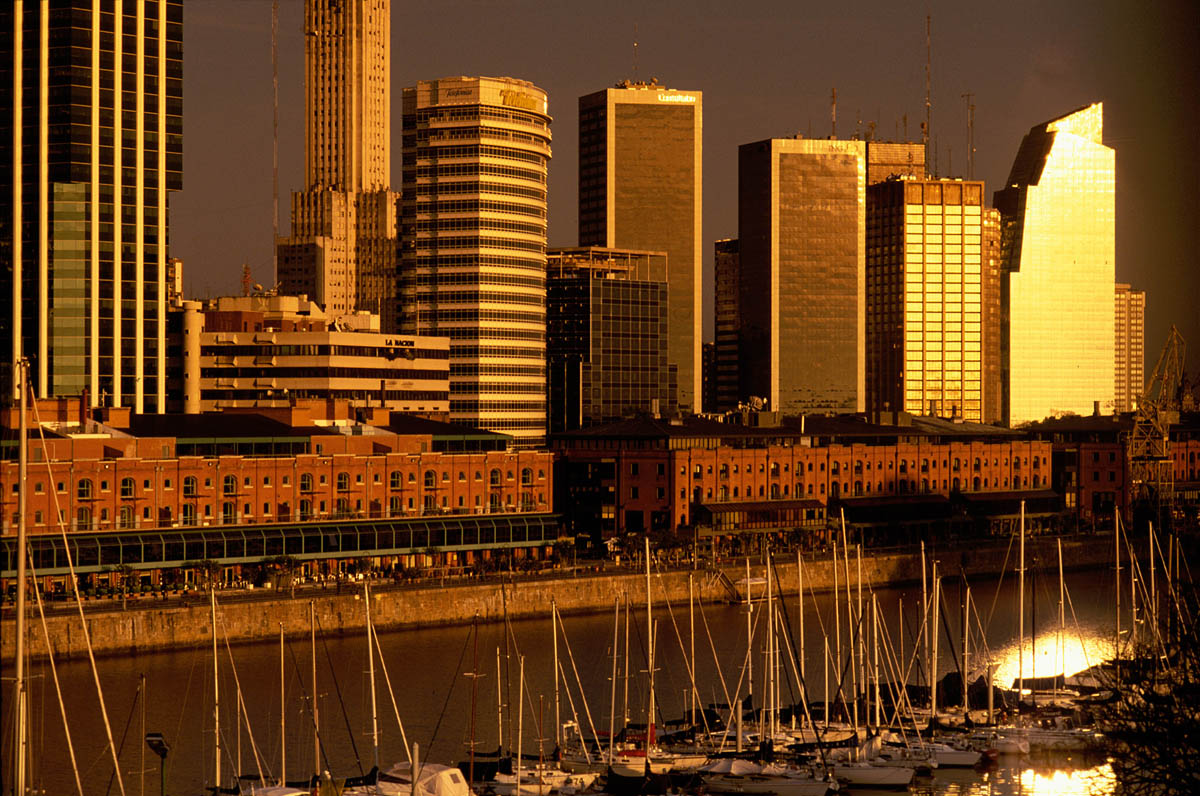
[300,473,314,492]
[77,479,93,500]
[490,469,501,487]
[424,470,437,489]
[223,475,237,496]
[631,462,639,476]
[337,472,351,492]
[182,504,198,526]
[390,471,402,489]
[521,468,533,486]
[222,502,236,523]
[120,478,135,498]
[630,486,639,500]
[118,506,135,529]
[183,476,198,497]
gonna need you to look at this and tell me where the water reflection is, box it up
[18,569,1123,795]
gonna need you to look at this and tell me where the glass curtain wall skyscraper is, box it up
[578,82,702,412]
[995,103,1115,425]
[398,76,551,444]
[1,0,183,410]
[867,179,986,421]
[738,137,866,415]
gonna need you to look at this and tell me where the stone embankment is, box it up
[1,535,1113,662]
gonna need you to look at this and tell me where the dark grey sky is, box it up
[175,0,1200,370]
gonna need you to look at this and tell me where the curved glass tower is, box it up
[994,103,1115,426]
[399,77,551,444]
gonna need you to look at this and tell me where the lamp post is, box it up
[145,732,169,796]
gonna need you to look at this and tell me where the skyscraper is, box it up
[1,1,184,410]
[578,82,702,412]
[866,141,926,185]
[867,179,986,422]
[278,0,398,327]
[995,103,1115,425]
[982,208,1004,424]
[1114,283,1145,414]
[713,238,740,412]
[398,76,551,444]
[546,247,675,432]
[738,137,866,415]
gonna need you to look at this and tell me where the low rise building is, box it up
[175,295,450,417]
[0,397,554,588]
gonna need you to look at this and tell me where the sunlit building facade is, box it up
[277,0,399,327]
[578,82,702,412]
[1114,283,1145,414]
[1,1,184,410]
[867,179,986,421]
[399,76,551,445]
[738,138,866,415]
[995,103,1115,425]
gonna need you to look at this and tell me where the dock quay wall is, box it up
[2,536,1114,662]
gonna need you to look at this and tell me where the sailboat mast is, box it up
[212,588,222,789]
[689,573,696,723]
[798,552,806,685]
[644,537,654,746]
[280,622,286,784]
[931,565,940,722]
[366,582,379,770]
[1114,507,1121,662]
[921,541,929,699]
[552,598,560,748]
[1018,502,1025,710]
[609,597,619,763]
[623,598,630,730]
[963,585,970,716]
[765,553,774,740]
[12,359,29,796]
[311,600,320,779]
[1058,538,1065,700]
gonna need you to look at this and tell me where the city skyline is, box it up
[177,0,1200,372]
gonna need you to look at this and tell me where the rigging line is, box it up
[983,527,1016,633]
[102,677,141,796]
[27,555,85,796]
[554,603,603,752]
[314,613,365,776]
[371,621,412,762]
[284,634,332,774]
[421,624,472,780]
[170,638,205,789]
[30,398,127,796]
[696,591,735,721]
[650,566,704,728]
[221,621,271,784]
[768,558,824,736]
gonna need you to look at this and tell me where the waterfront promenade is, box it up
[0,532,1122,662]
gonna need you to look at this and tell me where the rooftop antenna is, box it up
[962,91,975,179]
[903,113,908,141]
[271,0,279,285]
[924,14,932,168]
[633,23,639,81]
[831,88,837,138]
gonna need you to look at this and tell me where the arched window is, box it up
[118,505,135,529]
[336,472,350,492]
[521,467,533,486]
[489,469,501,487]
[183,476,198,497]
[521,493,534,511]
[299,499,313,520]
[223,475,237,496]
[77,479,93,499]
[489,493,502,511]
[770,483,780,499]
[300,473,313,492]
[973,476,981,491]
[389,471,402,489]
[422,494,436,513]
[335,498,351,517]
[182,504,197,526]
[424,470,436,489]
[389,496,401,516]
[222,501,236,523]
[120,477,135,498]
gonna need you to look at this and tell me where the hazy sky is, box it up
[175,0,1200,370]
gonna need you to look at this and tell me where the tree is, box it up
[1096,574,1200,795]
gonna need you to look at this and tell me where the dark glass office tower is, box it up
[546,247,675,432]
[1,0,183,410]
[738,138,866,415]
[713,238,740,411]
[578,82,701,412]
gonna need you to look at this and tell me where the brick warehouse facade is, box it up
[552,413,1061,549]
[1,398,554,586]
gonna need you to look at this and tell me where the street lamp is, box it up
[145,732,169,796]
